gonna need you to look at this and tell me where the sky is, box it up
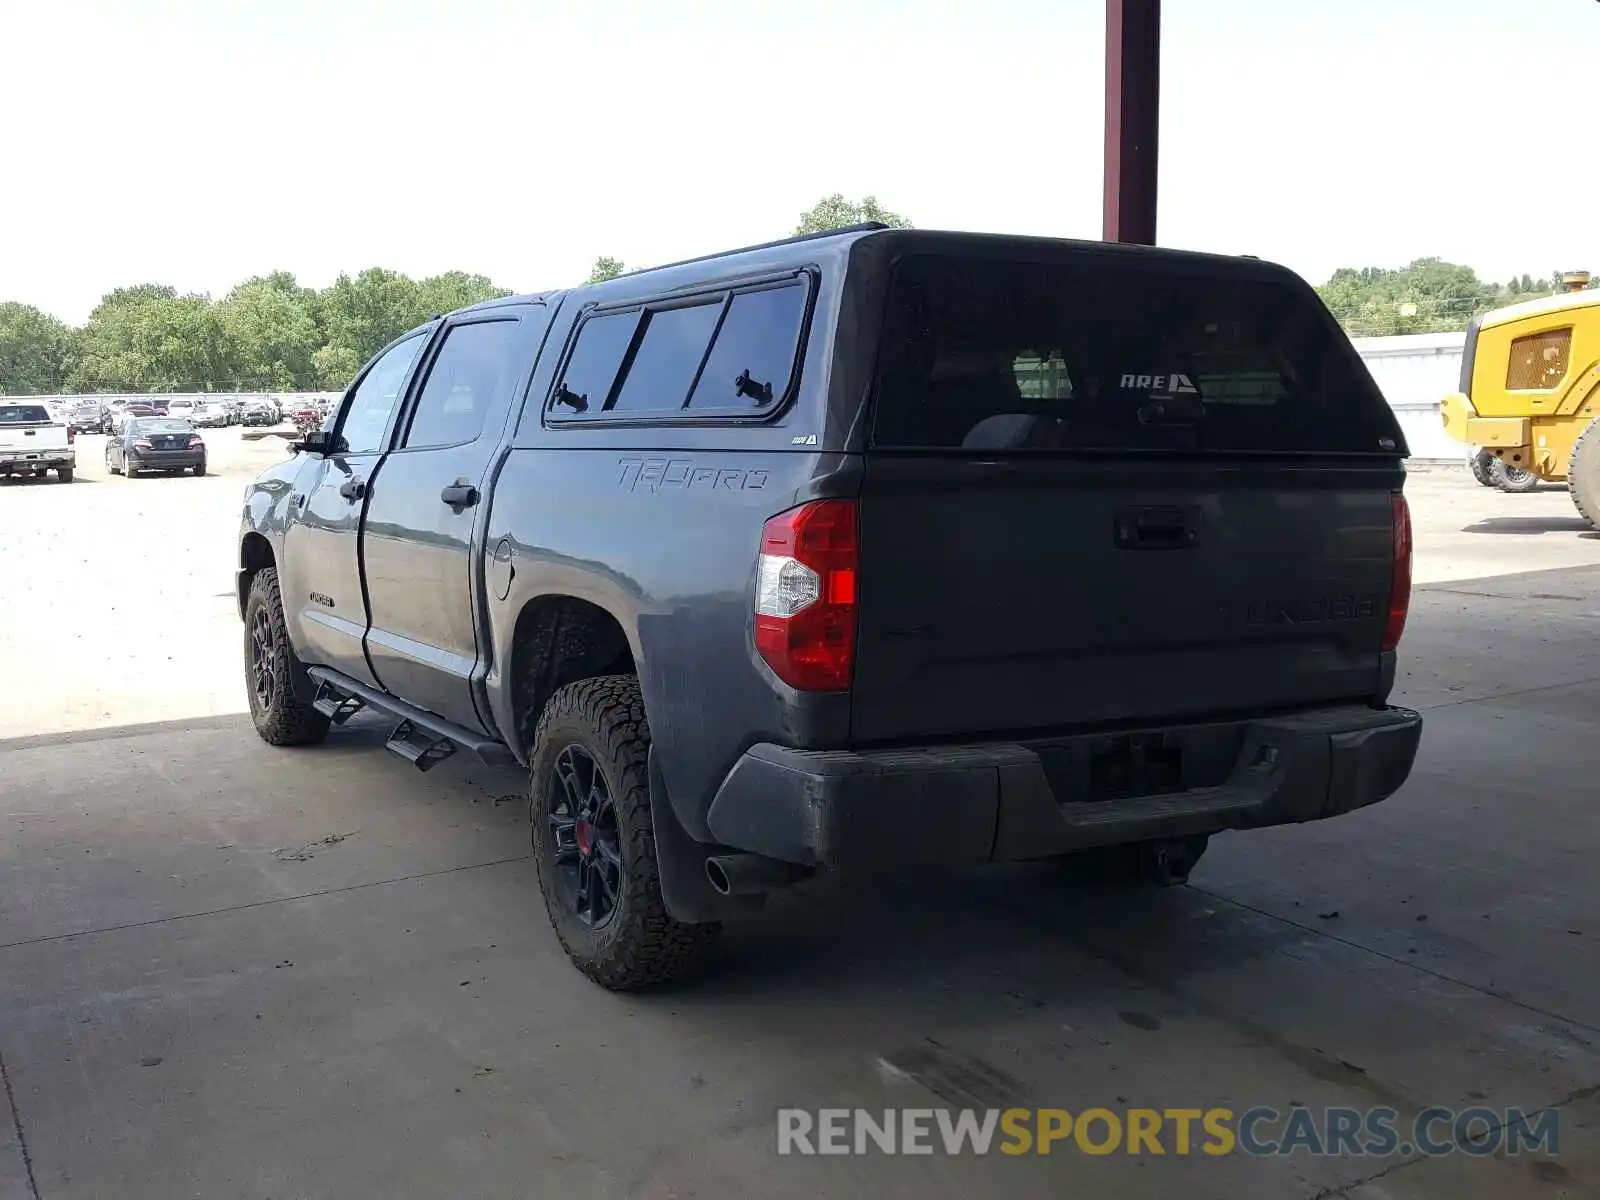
[3,0,1596,324]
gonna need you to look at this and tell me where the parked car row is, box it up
[51,396,306,434]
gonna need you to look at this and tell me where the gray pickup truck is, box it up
[237,226,1422,989]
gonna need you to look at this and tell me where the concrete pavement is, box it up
[1,464,1598,1198]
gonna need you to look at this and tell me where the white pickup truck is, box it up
[0,402,76,483]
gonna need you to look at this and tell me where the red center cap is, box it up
[575,819,592,857]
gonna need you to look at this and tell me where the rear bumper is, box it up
[0,449,74,470]
[704,704,1422,868]
[128,450,204,469]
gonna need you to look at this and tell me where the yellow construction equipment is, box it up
[1441,272,1600,519]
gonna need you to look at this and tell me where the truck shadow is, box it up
[1461,516,1597,536]
[0,474,97,486]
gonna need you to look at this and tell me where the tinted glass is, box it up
[339,334,425,453]
[0,405,51,424]
[132,419,194,434]
[688,285,806,409]
[871,255,1402,454]
[404,321,523,448]
[553,311,640,414]
[610,302,722,412]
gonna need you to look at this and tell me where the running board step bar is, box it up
[385,719,456,771]
[312,681,365,725]
[304,666,518,771]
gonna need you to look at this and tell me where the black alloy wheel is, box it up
[248,605,276,711]
[546,744,623,928]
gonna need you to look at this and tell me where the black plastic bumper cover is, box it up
[704,705,1422,868]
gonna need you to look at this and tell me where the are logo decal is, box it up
[1120,373,1199,394]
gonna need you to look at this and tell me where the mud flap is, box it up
[648,747,765,925]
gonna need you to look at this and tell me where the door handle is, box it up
[339,478,366,501]
[1114,506,1199,550]
[441,482,479,509]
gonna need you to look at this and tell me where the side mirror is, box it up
[292,429,336,455]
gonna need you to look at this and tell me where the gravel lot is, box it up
[2,455,1598,1199]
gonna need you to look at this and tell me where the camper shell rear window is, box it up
[870,253,1403,456]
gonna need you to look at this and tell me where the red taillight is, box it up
[189,435,205,447]
[133,438,153,449]
[66,425,77,444]
[1383,493,1412,652]
[754,500,859,691]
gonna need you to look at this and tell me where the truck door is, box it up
[280,331,430,687]
[359,305,550,732]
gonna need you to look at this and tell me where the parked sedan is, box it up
[70,400,109,433]
[190,401,230,428]
[106,417,206,477]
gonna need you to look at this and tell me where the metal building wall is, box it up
[1350,333,1466,462]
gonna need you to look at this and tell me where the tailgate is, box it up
[853,457,1396,742]
[0,428,67,453]
[852,248,1405,744]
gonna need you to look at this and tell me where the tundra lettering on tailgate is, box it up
[617,457,769,494]
[1220,594,1378,627]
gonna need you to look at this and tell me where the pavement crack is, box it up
[1406,672,1600,713]
[1,1047,42,1200]
[273,831,359,862]
[1306,1083,1596,1200]
[0,854,530,953]
[1190,884,1600,1038]
[1307,1149,1425,1200]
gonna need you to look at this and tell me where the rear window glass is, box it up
[0,405,52,424]
[871,255,1401,455]
[132,419,194,433]
[611,301,723,412]
[553,311,641,413]
[688,284,807,410]
[549,281,809,421]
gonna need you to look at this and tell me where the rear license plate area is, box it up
[1029,725,1244,805]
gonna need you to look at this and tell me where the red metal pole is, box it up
[1103,0,1160,245]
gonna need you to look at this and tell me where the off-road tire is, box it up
[1570,417,1600,529]
[56,467,73,483]
[1490,459,1540,493]
[1468,449,1497,488]
[529,675,720,989]
[244,567,331,747]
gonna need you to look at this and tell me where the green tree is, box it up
[413,271,510,321]
[1315,259,1566,336]
[586,256,626,284]
[0,303,78,394]
[69,286,234,392]
[794,193,913,235]
[311,344,364,390]
[312,268,510,388]
[316,268,424,375]
[216,277,321,390]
